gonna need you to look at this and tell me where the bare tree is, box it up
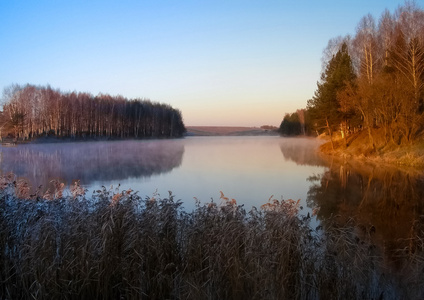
[0,84,186,140]
[296,109,306,135]
[353,14,380,84]
[390,3,424,109]
[378,9,395,67]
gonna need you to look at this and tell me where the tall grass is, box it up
[0,175,423,299]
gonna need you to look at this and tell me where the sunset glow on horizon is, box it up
[0,0,403,127]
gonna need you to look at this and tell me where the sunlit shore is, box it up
[319,129,424,168]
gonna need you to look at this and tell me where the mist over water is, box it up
[279,137,326,167]
[1,136,423,236]
[0,140,184,194]
[0,137,324,212]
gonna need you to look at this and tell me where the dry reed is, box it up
[0,176,423,299]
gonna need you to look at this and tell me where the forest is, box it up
[280,2,424,151]
[0,84,186,141]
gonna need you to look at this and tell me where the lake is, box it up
[1,136,423,241]
[0,137,324,212]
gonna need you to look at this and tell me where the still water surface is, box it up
[0,137,323,212]
[1,136,423,244]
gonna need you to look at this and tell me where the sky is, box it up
[0,0,412,127]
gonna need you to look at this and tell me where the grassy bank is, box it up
[319,129,424,168]
[0,175,423,299]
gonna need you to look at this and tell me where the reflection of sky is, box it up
[87,137,326,212]
[0,137,326,213]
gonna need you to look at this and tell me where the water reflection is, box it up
[0,140,184,189]
[278,138,424,263]
[2,136,423,252]
[279,137,326,167]
[0,137,325,211]
[307,157,424,261]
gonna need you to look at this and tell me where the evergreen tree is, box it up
[279,112,301,136]
[307,42,356,149]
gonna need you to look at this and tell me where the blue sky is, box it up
[0,0,409,126]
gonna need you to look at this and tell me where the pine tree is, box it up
[307,42,356,149]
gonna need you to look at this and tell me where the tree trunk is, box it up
[326,118,334,151]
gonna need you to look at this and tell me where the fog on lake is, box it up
[0,137,324,212]
[1,136,423,246]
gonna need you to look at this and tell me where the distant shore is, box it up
[1,127,279,145]
[185,126,279,136]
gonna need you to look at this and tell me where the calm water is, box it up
[0,137,324,212]
[1,136,424,243]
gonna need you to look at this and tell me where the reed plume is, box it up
[0,174,422,299]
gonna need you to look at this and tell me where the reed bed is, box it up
[0,175,423,299]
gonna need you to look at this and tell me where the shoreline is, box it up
[1,127,279,144]
[1,135,186,145]
[317,132,424,169]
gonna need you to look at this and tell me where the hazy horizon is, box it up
[1,0,403,127]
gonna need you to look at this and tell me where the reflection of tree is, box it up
[0,140,184,189]
[279,138,326,167]
[307,158,424,262]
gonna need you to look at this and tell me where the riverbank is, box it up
[319,129,424,168]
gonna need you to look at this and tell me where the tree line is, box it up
[280,1,424,150]
[0,84,186,141]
